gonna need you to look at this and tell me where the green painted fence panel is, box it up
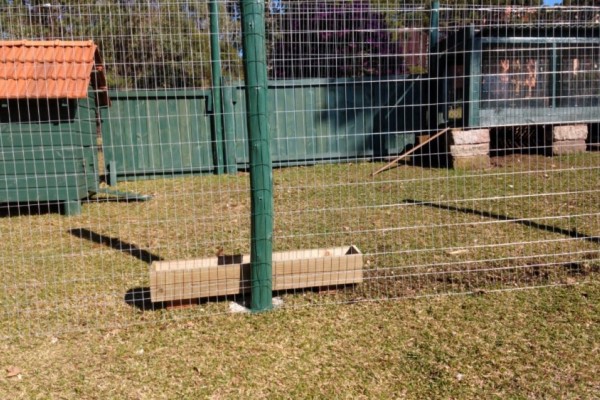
[101,90,215,181]
[101,78,420,181]
[232,76,419,167]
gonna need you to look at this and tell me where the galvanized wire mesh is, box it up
[0,1,598,335]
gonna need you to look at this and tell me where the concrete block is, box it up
[552,140,588,155]
[451,129,490,145]
[553,125,588,141]
[450,143,490,157]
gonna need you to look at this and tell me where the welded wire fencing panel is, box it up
[0,1,598,336]
[268,1,599,306]
[0,0,251,336]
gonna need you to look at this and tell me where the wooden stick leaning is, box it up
[371,127,451,176]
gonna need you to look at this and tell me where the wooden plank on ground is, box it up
[552,140,588,155]
[149,245,363,302]
[150,263,250,302]
[273,270,363,291]
[371,128,450,176]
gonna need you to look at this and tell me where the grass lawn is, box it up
[0,152,598,335]
[0,283,598,398]
[0,150,597,397]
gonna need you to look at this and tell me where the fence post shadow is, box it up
[68,228,163,263]
[403,199,600,245]
[123,287,253,311]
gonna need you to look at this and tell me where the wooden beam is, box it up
[149,246,363,303]
[371,127,450,176]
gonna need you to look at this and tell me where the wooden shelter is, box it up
[0,40,109,215]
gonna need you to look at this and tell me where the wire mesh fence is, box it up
[0,1,598,335]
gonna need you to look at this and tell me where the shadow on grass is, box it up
[125,287,160,310]
[68,228,163,263]
[0,202,63,217]
[83,196,147,204]
[403,199,600,245]
[0,193,150,217]
[123,284,343,312]
[124,287,254,311]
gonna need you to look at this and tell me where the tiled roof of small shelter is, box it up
[0,40,105,99]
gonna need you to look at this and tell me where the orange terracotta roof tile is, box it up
[0,40,101,99]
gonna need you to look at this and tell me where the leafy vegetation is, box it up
[3,0,600,88]
[0,0,412,86]
[0,0,239,89]
[269,1,405,79]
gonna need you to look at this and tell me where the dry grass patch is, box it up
[0,283,598,398]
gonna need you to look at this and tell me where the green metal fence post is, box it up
[428,0,440,130]
[429,0,439,53]
[241,0,273,311]
[221,78,239,174]
[209,0,225,174]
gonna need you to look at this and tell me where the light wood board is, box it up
[150,245,363,302]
